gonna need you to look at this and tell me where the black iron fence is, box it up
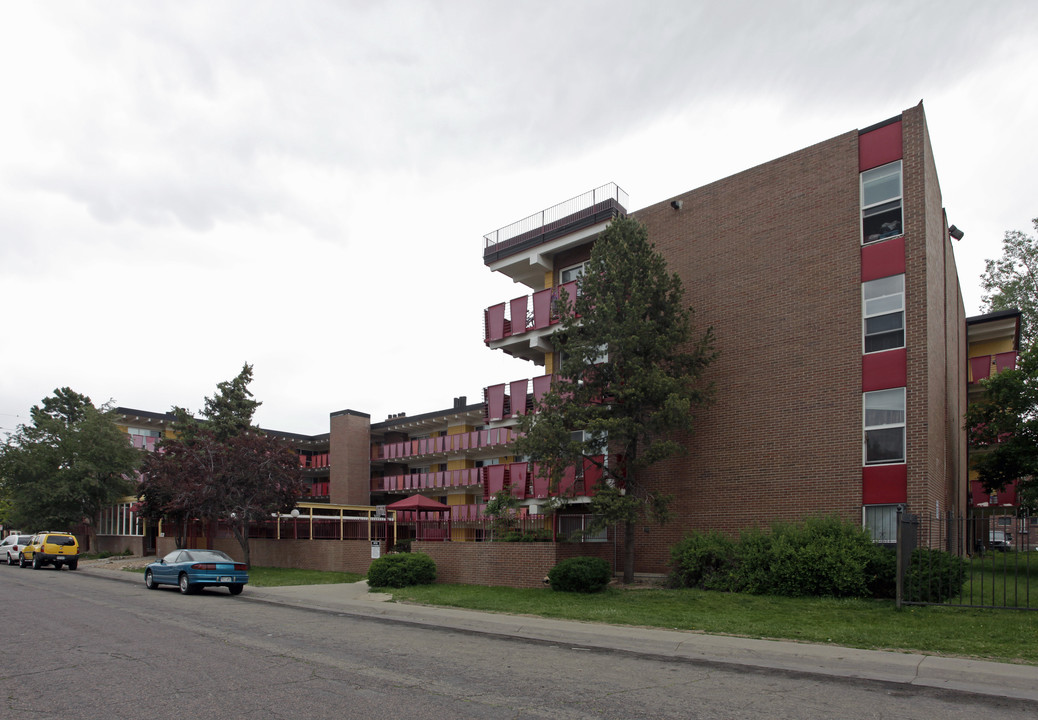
[896,509,1037,611]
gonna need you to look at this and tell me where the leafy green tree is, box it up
[965,340,1038,499]
[138,366,302,565]
[981,217,1038,346]
[0,388,140,534]
[514,217,717,583]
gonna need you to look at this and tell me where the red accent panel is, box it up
[487,304,506,341]
[862,464,907,504]
[486,465,506,496]
[510,296,529,335]
[969,356,991,384]
[487,384,505,421]
[995,351,1017,373]
[532,374,552,403]
[510,380,528,416]
[861,235,905,282]
[533,478,550,499]
[532,288,552,329]
[862,348,907,391]
[509,463,528,499]
[557,467,577,497]
[859,120,903,172]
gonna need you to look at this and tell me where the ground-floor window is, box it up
[863,504,898,544]
[98,502,143,536]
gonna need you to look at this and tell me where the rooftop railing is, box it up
[483,182,628,257]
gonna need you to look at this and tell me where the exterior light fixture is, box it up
[670,200,683,211]
[949,225,964,240]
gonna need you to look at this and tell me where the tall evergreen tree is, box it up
[515,217,717,583]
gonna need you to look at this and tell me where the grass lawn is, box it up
[124,565,364,588]
[385,583,1038,665]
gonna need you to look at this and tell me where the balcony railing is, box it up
[372,428,517,462]
[373,460,603,502]
[484,281,577,344]
[969,352,1017,384]
[483,183,628,262]
[484,374,553,422]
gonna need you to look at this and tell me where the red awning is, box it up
[386,495,451,513]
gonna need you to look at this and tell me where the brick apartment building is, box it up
[109,102,979,575]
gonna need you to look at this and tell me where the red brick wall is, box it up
[155,536,378,575]
[415,541,616,589]
[626,129,865,572]
[329,411,372,506]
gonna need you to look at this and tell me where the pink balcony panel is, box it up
[510,296,529,335]
[995,351,1017,373]
[509,462,528,499]
[510,379,528,416]
[532,288,553,328]
[486,465,506,496]
[969,356,992,384]
[486,303,507,341]
[556,281,577,317]
[532,464,550,498]
[558,466,577,497]
[533,374,552,403]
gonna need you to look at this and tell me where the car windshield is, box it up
[50,536,77,546]
[186,551,233,563]
[18,535,32,543]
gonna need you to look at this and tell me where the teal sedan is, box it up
[144,549,248,595]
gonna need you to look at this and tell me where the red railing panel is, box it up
[510,295,529,335]
[487,303,506,341]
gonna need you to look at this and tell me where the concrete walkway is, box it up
[82,564,1038,703]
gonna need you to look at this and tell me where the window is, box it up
[863,274,904,353]
[861,161,902,243]
[864,388,905,464]
[863,505,897,544]
[560,261,588,284]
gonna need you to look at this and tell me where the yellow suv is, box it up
[20,532,80,571]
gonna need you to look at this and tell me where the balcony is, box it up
[969,352,1017,384]
[483,183,627,287]
[484,374,553,423]
[371,427,517,463]
[372,467,484,492]
[484,282,576,361]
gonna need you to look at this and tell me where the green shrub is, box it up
[502,529,553,542]
[548,556,612,593]
[903,548,967,603]
[730,516,884,598]
[668,531,737,590]
[367,552,437,588]
[389,539,412,553]
[864,545,897,599]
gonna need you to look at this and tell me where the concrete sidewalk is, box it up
[83,565,1038,703]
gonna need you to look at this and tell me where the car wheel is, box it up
[6,553,13,566]
[68,559,78,571]
[228,584,244,596]
[178,573,194,594]
[145,570,157,589]
[19,553,26,568]
[32,555,41,570]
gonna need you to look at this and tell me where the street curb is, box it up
[80,566,1038,703]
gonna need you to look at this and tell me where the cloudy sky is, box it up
[1,1,1036,437]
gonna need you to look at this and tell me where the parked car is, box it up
[0,534,33,565]
[989,530,1013,551]
[144,549,248,595]
[20,532,80,570]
